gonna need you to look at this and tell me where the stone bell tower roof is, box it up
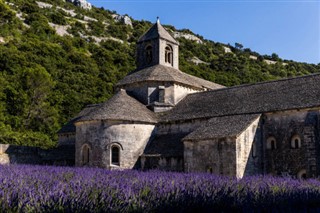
[138,18,178,45]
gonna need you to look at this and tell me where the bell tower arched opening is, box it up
[145,45,153,65]
[165,45,173,66]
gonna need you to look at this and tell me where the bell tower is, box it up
[116,18,223,113]
[136,18,179,70]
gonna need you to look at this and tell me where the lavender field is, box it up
[1,165,320,212]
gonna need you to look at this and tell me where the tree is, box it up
[22,66,55,128]
[0,1,15,22]
[49,11,67,25]
[88,20,105,36]
[235,42,243,50]
[271,53,280,61]
[0,74,7,123]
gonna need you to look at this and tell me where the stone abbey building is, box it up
[58,19,320,178]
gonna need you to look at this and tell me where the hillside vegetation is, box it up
[0,0,319,148]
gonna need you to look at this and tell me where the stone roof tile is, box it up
[163,73,320,122]
[184,114,261,141]
[138,21,178,44]
[76,90,158,123]
[143,132,189,157]
[58,104,100,134]
[116,64,224,90]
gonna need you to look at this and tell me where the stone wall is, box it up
[75,120,155,169]
[141,120,205,172]
[182,116,263,178]
[157,119,204,135]
[123,82,199,108]
[136,40,159,69]
[236,117,262,178]
[0,144,74,166]
[141,156,183,171]
[173,83,199,104]
[262,110,320,178]
[58,132,75,146]
[182,110,320,178]
[184,138,237,176]
[124,81,172,105]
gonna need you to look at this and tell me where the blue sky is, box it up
[90,0,320,64]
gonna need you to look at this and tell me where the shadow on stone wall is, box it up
[243,111,320,178]
[0,144,75,166]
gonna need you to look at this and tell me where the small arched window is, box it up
[266,137,277,150]
[291,135,301,149]
[165,45,173,66]
[158,85,165,103]
[145,46,153,64]
[252,141,257,158]
[82,144,91,166]
[297,169,307,179]
[111,145,120,166]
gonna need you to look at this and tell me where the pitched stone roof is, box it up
[58,104,100,134]
[143,132,189,157]
[184,114,261,141]
[116,64,224,90]
[76,90,157,123]
[163,73,320,122]
[138,20,178,44]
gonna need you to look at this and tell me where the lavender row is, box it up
[1,164,320,212]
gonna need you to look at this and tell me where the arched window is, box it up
[291,135,301,149]
[297,169,307,179]
[82,144,91,166]
[145,46,153,64]
[111,145,120,166]
[158,85,165,103]
[266,137,277,150]
[165,45,173,66]
[252,141,257,158]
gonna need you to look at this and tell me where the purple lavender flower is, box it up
[0,165,320,212]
